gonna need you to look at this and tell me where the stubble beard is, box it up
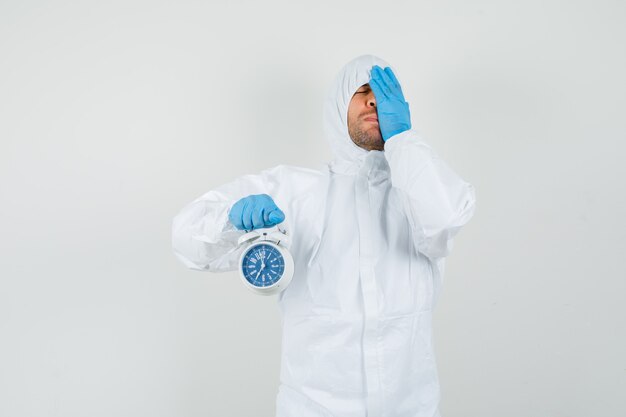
[348,121,384,151]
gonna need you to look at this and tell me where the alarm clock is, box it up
[237,226,294,296]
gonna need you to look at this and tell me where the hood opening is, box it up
[322,54,397,165]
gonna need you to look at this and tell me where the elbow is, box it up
[171,214,213,272]
[416,185,476,260]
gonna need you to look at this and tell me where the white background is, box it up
[1,0,624,416]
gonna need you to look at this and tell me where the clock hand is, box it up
[255,263,265,279]
[257,251,269,280]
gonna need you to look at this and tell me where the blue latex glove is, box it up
[228,194,285,231]
[369,65,411,141]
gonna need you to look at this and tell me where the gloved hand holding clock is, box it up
[228,193,293,297]
[228,193,285,231]
[369,65,412,141]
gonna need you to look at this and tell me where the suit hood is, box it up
[322,54,396,168]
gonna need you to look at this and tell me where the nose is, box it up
[367,93,376,108]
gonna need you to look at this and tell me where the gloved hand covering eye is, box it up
[369,65,412,141]
[228,194,285,231]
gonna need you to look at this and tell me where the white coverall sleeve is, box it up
[383,129,476,260]
[172,166,284,272]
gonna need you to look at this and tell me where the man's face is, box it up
[347,83,383,151]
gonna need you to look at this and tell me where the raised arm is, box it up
[370,64,476,259]
[384,130,475,259]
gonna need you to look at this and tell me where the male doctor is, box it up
[172,54,476,417]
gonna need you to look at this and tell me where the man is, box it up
[172,55,476,417]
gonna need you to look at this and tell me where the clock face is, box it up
[242,243,285,287]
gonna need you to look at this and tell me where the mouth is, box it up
[363,114,378,123]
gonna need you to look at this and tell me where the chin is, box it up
[368,137,384,150]
[363,141,384,152]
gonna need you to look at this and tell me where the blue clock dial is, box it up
[242,243,285,287]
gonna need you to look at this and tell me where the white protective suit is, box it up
[172,54,476,417]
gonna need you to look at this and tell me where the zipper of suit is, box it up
[355,156,383,417]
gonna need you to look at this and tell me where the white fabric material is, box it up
[172,54,476,417]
